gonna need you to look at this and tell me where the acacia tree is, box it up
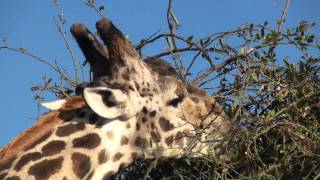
[1,0,319,179]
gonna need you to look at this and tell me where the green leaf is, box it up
[241,47,245,54]
[251,73,258,82]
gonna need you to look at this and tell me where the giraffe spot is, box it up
[77,111,86,118]
[106,131,113,139]
[14,152,42,171]
[56,122,85,137]
[151,131,161,142]
[98,149,108,164]
[159,117,174,131]
[135,137,148,149]
[120,135,129,145]
[73,133,101,149]
[113,152,123,162]
[62,177,68,180]
[0,157,15,171]
[151,122,155,129]
[142,106,148,114]
[126,123,131,129]
[103,171,114,179]
[175,131,184,146]
[25,131,52,151]
[42,140,66,156]
[165,135,174,146]
[150,110,157,117]
[5,176,20,180]
[88,113,99,124]
[28,157,63,180]
[71,152,91,179]
[136,123,140,131]
[141,117,147,123]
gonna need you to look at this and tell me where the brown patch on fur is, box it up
[28,156,63,180]
[14,152,42,171]
[120,136,129,145]
[159,117,174,131]
[73,133,101,149]
[113,153,123,162]
[0,96,85,167]
[151,130,161,142]
[134,137,148,149]
[42,140,66,156]
[56,122,86,137]
[72,153,91,179]
[98,149,108,164]
[165,136,174,146]
[126,123,131,129]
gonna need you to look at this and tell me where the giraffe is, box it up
[0,18,232,180]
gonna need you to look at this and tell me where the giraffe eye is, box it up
[167,97,184,107]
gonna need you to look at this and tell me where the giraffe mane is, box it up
[0,96,86,166]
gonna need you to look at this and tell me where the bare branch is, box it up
[0,46,76,86]
[277,0,291,33]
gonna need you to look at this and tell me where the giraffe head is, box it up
[71,18,231,157]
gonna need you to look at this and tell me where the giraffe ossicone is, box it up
[0,18,232,180]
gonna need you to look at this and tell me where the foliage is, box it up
[1,0,319,179]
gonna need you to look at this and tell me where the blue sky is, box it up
[0,0,319,146]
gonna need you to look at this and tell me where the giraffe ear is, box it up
[41,99,67,110]
[83,86,128,119]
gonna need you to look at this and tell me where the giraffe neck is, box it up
[0,95,228,180]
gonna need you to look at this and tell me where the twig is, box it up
[0,46,76,86]
[82,0,105,18]
[53,0,81,83]
[277,0,291,33]
[142,158,159,180]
